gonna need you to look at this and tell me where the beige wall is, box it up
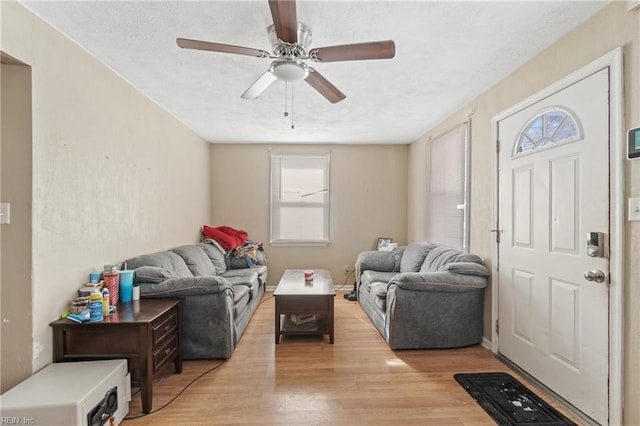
[0,59,33,392]
[211,144,408,285]
[408,2,639,423]
[0,1,211,374]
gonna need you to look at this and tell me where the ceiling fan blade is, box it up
[241,70,278,99]
[309,40,395,62]
[268,0,297,44]
[177,38,270,58]
[304,68,346,104]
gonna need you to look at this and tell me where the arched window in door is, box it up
[513,107,582,157]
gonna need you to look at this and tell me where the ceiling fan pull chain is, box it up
[284,80,289,117]
[291,83,295,130]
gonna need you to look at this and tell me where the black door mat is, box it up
[454,372,576,425]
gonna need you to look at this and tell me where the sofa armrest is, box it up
[384,271,486,350]
[443,261,489,277]
[140,276,233,297]
[357,249,400,273]
[389,271,487,291]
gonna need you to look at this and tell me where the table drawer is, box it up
[153,335,178,372]
[61,327,138,356]
[152,310,178,346]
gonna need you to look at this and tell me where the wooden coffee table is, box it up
[274,269,335,344]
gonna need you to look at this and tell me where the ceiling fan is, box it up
[176,0,395,104]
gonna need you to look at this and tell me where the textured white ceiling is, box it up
[20,1,609,144]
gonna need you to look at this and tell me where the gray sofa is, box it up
[356,242,488,350]
[125,241,267,359]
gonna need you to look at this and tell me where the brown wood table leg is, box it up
[141,324,153,414]
[329,295,335,344]
[275,297,281,344]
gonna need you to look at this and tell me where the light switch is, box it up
[0,203,9,225]
[629,198,640,221]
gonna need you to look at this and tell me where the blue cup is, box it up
[89,272,101,283]
[119,270,134,303]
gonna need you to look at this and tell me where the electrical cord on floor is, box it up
[123,359,226,420]
[258,292,274,305]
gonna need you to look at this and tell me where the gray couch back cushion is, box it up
[133,266,178,284]
[171,245,217,277]
[400,242,437,272]
[197,242,227,274]
[126,250,193,277]
[420,246,483,272]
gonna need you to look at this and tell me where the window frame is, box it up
[269,153,331,247]
[512,107,583,158]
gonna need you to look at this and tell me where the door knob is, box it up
[584,269,606,283]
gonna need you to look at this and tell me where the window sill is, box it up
[270,239,330,247]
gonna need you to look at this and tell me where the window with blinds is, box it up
[270,154,330,246]
[428,123,470,251]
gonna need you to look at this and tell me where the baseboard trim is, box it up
[481,337,491,350]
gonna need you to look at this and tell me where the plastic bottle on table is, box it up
[102,287,110,317]
[89,287,104,322]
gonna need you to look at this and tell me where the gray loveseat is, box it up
[125,242,267,359]
[356,242,488,350]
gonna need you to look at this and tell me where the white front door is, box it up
[497,68,610,424]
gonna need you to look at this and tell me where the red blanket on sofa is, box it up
[202,225,248,251]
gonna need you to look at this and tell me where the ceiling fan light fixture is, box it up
[177,1,395,104]
[270,59,309,82]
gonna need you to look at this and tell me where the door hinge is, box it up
[495,319,499,335]
[496,139,500,154]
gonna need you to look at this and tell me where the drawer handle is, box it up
[164,325,172,332]
[165,348,171,356]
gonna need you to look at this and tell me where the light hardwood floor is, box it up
[122,292,580,425]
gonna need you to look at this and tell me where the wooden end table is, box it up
[274,269,335,344]
[50,298,183,414]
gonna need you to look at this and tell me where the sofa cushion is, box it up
[197,242,228,274]
[125,250,193,277]
[421,246,484,272]
[369,282,388,299]
[133,266,178,284]
[225,273,260,299]
[392,247,405,271]
[171,245,217,277]
[232,284,250,303]
[232,285,252,317]
[361,271,397,287]
[221,269,259,282]
[400,242,437,272]
[229,255,252,269]
[363,282,388,313]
